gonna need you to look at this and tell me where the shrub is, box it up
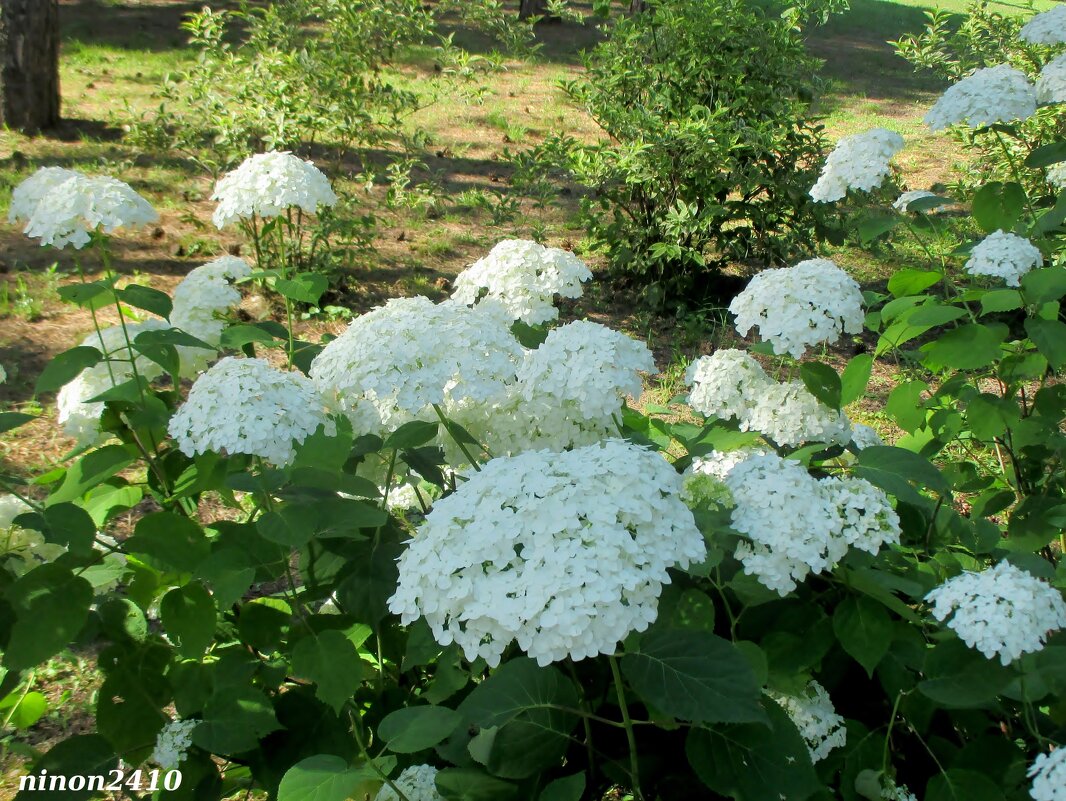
[518,0,835,299]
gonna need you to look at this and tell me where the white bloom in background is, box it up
[21,173,158,249]
[810,128,905,203]
[374,764,443,801]
[1020,5,1066,45]
[743,381,853,447]
[964,230,1043,287]
[310,297,522,436]
[168,357,332,466]
[926,561,1066,664]
[893,189,940,213]
[151,718,198,769]
[385,483,423,512]
[211,151,338,229]
[452,239,592,324]
[820,475,901,564]
[1047,161,1066,190]
[57,320,171,446]
[850,422,885,449]
[171,255,252,373]
[729,259,865,359]
[924,65,1037,131]
[1028,748,1066,801]
[768,681,847,763]
[0,494,30,530]
[388,440,705,667]
[7,166,78,224]
[1037,53,1066,104]
[685,349,773,420]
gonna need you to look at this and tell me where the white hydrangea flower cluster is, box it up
[452,239,592,324]
[1020,6,1066,45]
[57,319,171,446]
[151,718,198,769]
[211,151,338,229]
[1028,748,1066,801]
[964,230,1043,287]
[388,440,706,667]
[1047,161,1066,190]
[680,448,769,509]
[685,350,852,447]
[729,259,865,359]
[1037,53,1066,104]
[310,297,522,436]
[809,128,905,203]
[374,764,443,801]
[893,190,939,213]
[850,423,885,450]
[168,357,333,466]
[924,65,1037,131]
[724,453,900,594]
[881,778,918,801]
[12,170,158,250]
[767,680,847,763]
[171,256,252,373]
[925,560,1066,665]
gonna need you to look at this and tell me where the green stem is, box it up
[432,403,481,472]
[348,708,412,801]
[608,655,644,801]
[992,129,1036,221]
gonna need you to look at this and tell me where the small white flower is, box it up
[925,561,1066,665]
[388,440,705,667]
[729,258,865,359]
[151,718,198,770]
[171,255,252,374]
[374,764,443,801]
[211,151,338,229]
[965,230,1043,287]
[686,349,773,420]
[768,681,846,763]
[810,128,904,203]
[1028,747,1066,801]
[881,777,918,801]
[452,239,592,324]
[850,422,885,450]
[924,65,1037,131]
[1047,161,1066,190]
[168,357,333,466]
[1037,53,1066,104]
[1020,6,1066,45]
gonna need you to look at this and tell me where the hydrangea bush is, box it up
[2,10,1066,800]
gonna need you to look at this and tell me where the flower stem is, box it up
[432,403,481,472]
[608,655,644,801]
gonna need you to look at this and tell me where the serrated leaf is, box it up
[117,284,172,318]
[277,756,373,801]
[832,596,892,677]
[0,412,36,434]
[35,346,102,394]
[378,706,462,753]
[800,361,841,409]
[291,630,366,713]
[971,182,1026,233]
[160,581,216,658]
[4,564,93,671]
[840,354,873,406]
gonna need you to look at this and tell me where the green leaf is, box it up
[35,346,102,394]
[193,685,281,755]
[925,769,1006,801]
[621,627,765,724]
[278,755,376,801]
[132,340,180,377]
[971,181,1026,233]
[799,361,841,409]
[4,564,93,671]
[291,630,367,713]
[220,323,280,350]
[238,598,291,651]
[434,768,517,801]
[15,735,117,801]
[832,596,892,677]
[1021,267,1066,305]
[886,381,927,433]
[1024,140,1066,168]
[47,444,137,506]
[922,324,1006,371]
[685,699,820,801]
[858,212,901,245]
[135,327,215,350]
[57,279,114,308]
[275,273,329,305]
[97,597,148,643]
[966,393,1021,440]
[257,507,315,548]
[840,354,873,406]
[979,289,1022,315]
[33,502,97,555]
[1025,317,1066,370]
[906,303,967,327]
[0,690,47,729]
[855,446,948,504]
[118,284,173,319]
[160,581,216,658]
[453,658,580,779]
[336,540,402,626]
[887,269,942,297]
[378,705,462,753]
[125,511,211,573]
[197,548,256,608]
[0,412,36,434]
[919,640,1015,707]
[384,420,440,451]
[538,774,585,801]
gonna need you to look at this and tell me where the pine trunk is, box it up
[0,0,60,134]
[630,0,648,12]
[519,0,550,20]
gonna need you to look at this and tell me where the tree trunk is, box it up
[518,0,546,19]
[0,0,60,134]
[629,0,648,12]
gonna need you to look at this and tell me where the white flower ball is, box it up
[925,560,1066,665]
[7,166,78,224]
[767,681,847,763]
[168,357,333,466]
[850,422,885,450]
[374,765,443,801]
[1037,53,1066,104]
[21,173,158,249]
[964,230,1043,287]
[452,239,592,325]
[810,128,904,203]
[924,65,1037,131]
[151,718,198,770]
[742,381,853,447]
[211,151,338,229]
[1047,161,1066,190]
[388,440,705,667]
[729,258,865,359]
[685,349,773,420]
[171,255,252,374]
[1028,748,1066,801]
[1020,6,1066,45]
